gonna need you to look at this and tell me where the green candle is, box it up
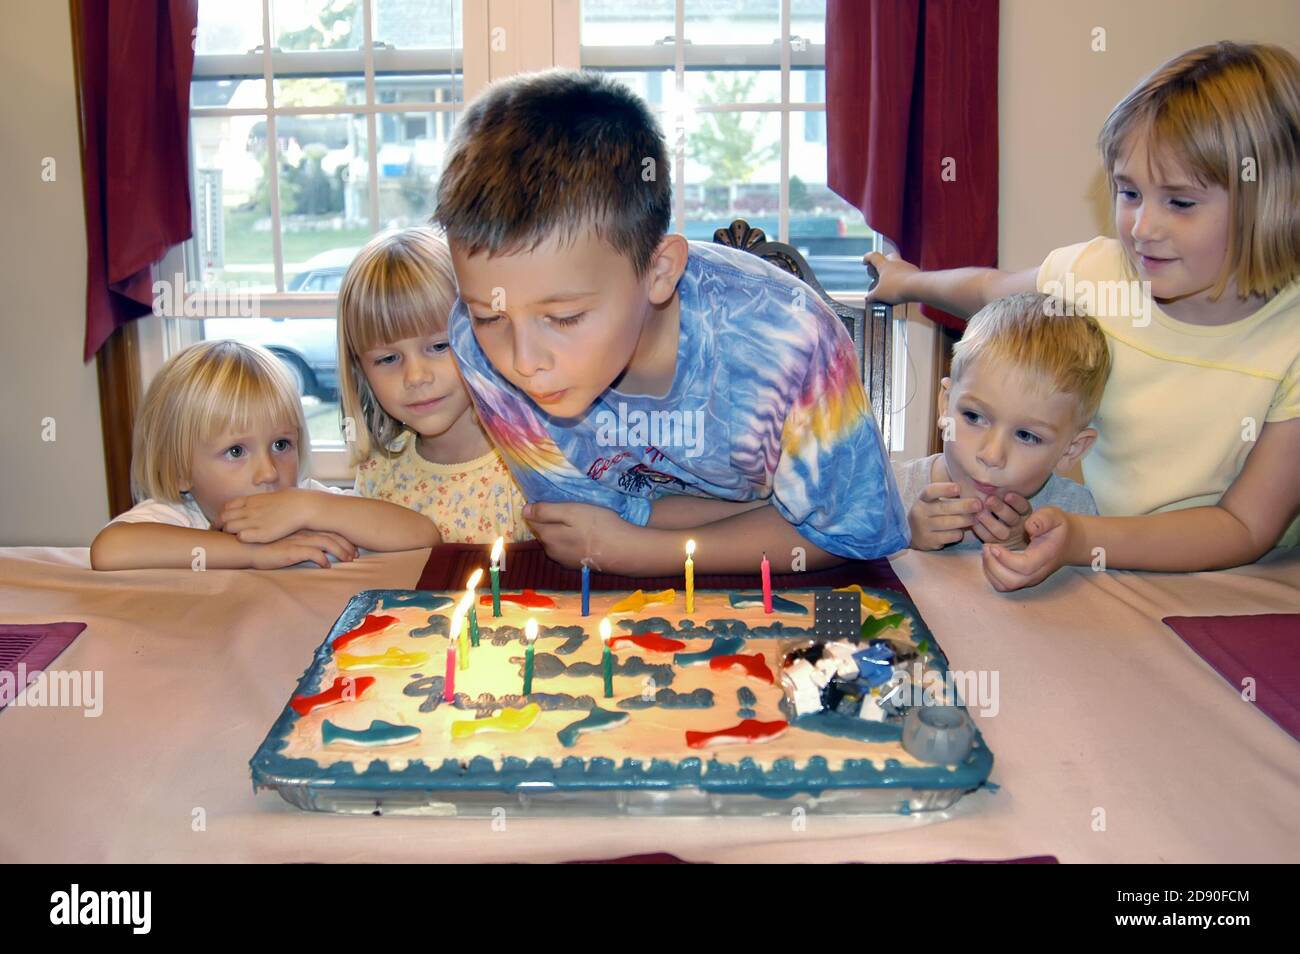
[523,618,538,695]
[600,617,613,698]
[465,568,484,647]
[490,537,504,617]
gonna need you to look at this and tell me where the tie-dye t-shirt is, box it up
[448,241,910,560]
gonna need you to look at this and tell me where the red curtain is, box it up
[826,0,999,331]
[75,0,199,360]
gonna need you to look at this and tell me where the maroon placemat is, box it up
[562,853,1058,864]
[417,540,910,598]
[0,622,88,713]
[1163,613,1300,742]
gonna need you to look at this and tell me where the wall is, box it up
[0,0,108,546]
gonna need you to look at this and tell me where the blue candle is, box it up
[581,563,590,617]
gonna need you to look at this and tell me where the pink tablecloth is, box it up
[0,544,1297,863]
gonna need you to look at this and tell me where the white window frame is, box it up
[154,0,905,484]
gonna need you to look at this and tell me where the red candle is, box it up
[761,552,773,614]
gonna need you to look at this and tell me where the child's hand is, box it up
[907,482,981,550]
[523,501,630,572]
[971,491,1033,549]
[981,506,1072,591]
[251,530,358,569]
[220,488,320,543]
[863,251,919,305]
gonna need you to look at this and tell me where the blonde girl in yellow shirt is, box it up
[865,42,1300,590]
[337,227,533,545]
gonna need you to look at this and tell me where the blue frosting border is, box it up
[249,588,994,798]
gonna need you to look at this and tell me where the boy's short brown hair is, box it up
[952,293,1112,426]
[434,68,671,276]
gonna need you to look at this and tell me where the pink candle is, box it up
[444,611,463,702]
[761,552,773,614]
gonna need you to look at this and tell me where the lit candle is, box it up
[490,537,504,617]
[523,617,538,696]
[465,568,483,647]
[581,561,591,617]
[444,609,461,703]
[684,539,695,615]
[457,592,472,671]
[761,551,773,614]
[600,617,614,698]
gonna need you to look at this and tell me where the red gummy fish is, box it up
[608,633,687,653]
[478,589,558,609]
[708,653,775,684]
[332,614,399,652]
[685,719,788,748]
[291,675,376,716]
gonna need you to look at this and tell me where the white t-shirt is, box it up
[1037,237,1300,548]
[108,478,345,530]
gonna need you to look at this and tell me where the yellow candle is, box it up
[456,592,472,670]
[684,539,695,615]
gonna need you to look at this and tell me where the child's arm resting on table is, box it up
[646,495,769,529]
[219,488,440,551]
[864,251,1038,319]
[982,417,1300,591]
[90,522,357,571]
[524,499,843,576]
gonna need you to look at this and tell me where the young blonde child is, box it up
[336,227,532,544]
[867,41,1300,590]
[895,293,1111,551]
[91,339,437,570]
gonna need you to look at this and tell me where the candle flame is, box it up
[599,617,612,643]
[685,539,695,557]
[465,567,484,592]
[525,618,538,643]
[449,607,464,641]
[491,537,504,566]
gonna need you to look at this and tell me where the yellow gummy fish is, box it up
[610,588,677,614]
[336,646,430,671]
[835,585,894,619]
[451,703,541,739]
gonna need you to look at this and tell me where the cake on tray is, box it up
[250,584,994,815]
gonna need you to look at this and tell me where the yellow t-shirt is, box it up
[355,433,534,545]
[1037,237,1300,548]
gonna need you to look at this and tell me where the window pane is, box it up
[374,110,460,230]
[191,115,275,291]
[792,0,826,46]
[791,67,825,105]
[374,73,462,107]
[198,317,345,442]
[273,0,361,51]
[675,110,781,239]
[685,69,780,105]
[274,73,366,107]
[684,0,779,46]
[272,114,373,289]
[191,77,267,111]
[196,0,264,54]
[581,0,675,47]
[789,111,873,291]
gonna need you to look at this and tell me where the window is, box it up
[162,0,903,478]
[580,0,881,295]
[171,0,464,477]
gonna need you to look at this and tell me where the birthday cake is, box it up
[250,583,993,815]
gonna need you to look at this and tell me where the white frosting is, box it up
[280,590,923,773]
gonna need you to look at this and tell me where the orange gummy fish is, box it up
[332,614,399,652]
[290,675,376,716]
[685,718,789,749]
[608,633,687,653]
[708,653,775,684]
